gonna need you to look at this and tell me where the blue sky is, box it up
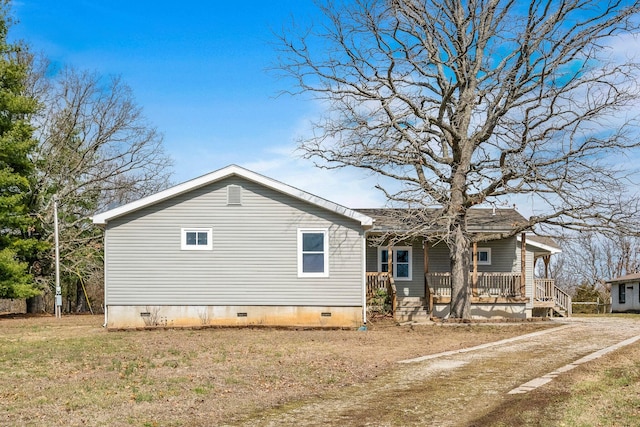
[10,0,387,208]
[10,1,639,217]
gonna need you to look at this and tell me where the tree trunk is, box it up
[76,279,87,313]
[449,221,471,319]
[26,295,45,313]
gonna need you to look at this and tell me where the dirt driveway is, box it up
[229,317,640,426]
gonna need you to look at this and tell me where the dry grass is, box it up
[469,334,640,426]
[0,315,553,426]
[228,315,640,427]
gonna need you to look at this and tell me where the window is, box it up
[471,248,492,266]
[619,284,626,304]
[181,228,212,250]
[379,247,412,281]
[298,229,329,277]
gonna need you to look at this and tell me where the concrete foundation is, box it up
[433,303,528,319]
[106,305,363,329]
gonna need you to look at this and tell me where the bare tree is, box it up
[277,0,640,318]
[553,231,640,296]
[27,60,173,312]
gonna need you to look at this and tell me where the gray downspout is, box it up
[102,225,108,328]
[362,230,369,326]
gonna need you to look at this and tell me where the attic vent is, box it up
[227,185,242,205]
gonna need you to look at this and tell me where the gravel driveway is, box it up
[230,317,640,426]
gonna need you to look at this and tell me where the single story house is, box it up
[607,273,640,313]
[93,165,567,329]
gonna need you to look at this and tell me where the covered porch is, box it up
[426,273,571,317]
[365,233,570,320]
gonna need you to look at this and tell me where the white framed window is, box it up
[472,247,492,265]
[298,228,329,277]
[181,228,212,251]
[378,246,412,281]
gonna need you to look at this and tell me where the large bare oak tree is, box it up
[27,60,173,312]
[278,0,640,318]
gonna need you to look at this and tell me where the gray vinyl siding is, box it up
[104,176,364,306]
[426,242,449,272]
[427,237,518,272]
[368,237,518,274]
[365,244,376,273]
[476,237,518,272]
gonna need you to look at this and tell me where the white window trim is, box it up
[378,246,412,281]
[476,247,492,265]
[181,228,213,251]
[298,228,329,278]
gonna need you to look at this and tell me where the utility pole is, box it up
[53,196,62,318]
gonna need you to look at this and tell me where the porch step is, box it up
[395,307,429,322]
[395,297,429,322]
[396,297,425,307]
[552,307,568,317]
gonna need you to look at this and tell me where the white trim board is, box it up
[517,235,562,254]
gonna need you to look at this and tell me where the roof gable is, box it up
[92,165,374,226]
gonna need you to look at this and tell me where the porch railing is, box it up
[365,272,397,315]
[366,272,389,298]
[426,272,522,297]
[534,278,555,301]
[555,286,572,315]
[535,278,572,315]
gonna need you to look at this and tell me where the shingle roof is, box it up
[607,273,640,284]
[355,208,528,233]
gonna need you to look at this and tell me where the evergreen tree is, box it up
[0,1,41,299]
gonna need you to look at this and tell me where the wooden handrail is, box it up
[388,278,397,316]
[554,286,572,315]
[426,272,522,297]
[365,272,396,317]
[366,272,390,299]
[535,278,555,301]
